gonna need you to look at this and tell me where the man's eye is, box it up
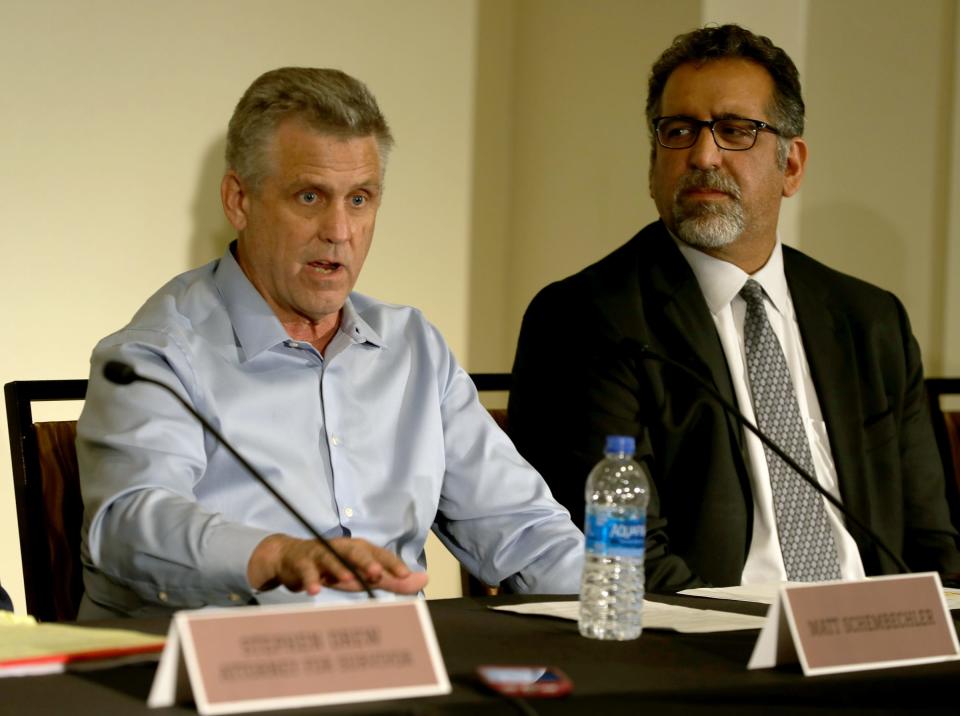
[664,123,693,138]
[350,195,366,207]
[300,191,318,204]
[716,122,753,138]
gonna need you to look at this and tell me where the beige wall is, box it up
[947,2,960,376]
[2,1,958,615]
[802,0,957,376]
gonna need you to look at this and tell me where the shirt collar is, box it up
[339,297,386,349]
[213,243,385,360]
[672,233,789,315]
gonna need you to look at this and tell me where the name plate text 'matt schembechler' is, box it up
[748,573,959,676]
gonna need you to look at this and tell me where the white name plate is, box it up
[748,572,959,676]
[148,599,450,714]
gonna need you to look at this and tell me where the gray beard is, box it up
[671,171,745,249]
[674,201,744,248]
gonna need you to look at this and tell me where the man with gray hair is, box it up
[509,25,960,592]
[78,67,583,617]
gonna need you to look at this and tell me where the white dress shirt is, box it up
[674,238,865,583]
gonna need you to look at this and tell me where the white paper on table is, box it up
[679,583,783,605]
[943,588,960,610]
[491,600,765,633]
[682,582,960,611]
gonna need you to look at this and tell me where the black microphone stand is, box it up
[633,343,912,576]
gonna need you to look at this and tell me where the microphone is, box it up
[102,360,138,385]
[102,360,376,598]
[631,343,911,576]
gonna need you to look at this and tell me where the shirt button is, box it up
[330,435,341,446]
[344,507,354,518]
[158,591,169,603]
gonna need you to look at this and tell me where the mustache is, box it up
[675,170,742,201]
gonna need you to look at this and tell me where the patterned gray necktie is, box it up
[740,279,841,582]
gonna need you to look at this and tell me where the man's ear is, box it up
[221,170,250,231]
[782,137,807,198]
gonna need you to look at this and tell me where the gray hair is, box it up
[225,67,394,189]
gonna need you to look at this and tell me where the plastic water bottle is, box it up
[579,435,649,640]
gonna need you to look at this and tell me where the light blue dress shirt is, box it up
[77,247,583,617]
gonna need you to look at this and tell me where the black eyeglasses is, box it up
[653,116,782,151]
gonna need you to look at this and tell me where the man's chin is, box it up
[674,216,742,250]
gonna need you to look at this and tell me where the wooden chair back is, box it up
[926,378,960,531]
[4,380,87,621]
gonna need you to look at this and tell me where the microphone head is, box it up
[103,360,139,385]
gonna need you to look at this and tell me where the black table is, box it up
[1,594,957,715]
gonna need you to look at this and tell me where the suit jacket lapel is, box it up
[645,227,746,453]
[786,250,870,532]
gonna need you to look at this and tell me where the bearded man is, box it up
[508,24,960,592]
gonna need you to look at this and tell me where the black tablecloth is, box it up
[1,594,957,715]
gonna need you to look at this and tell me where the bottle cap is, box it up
[605,435,635,455]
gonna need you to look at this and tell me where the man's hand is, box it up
[247,534,429,596]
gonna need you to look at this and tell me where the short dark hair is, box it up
[225,67,394,190]
[646,24,804,143]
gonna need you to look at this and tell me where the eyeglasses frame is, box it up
[652,115,784,151]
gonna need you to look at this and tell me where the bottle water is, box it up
[579,435,649,640]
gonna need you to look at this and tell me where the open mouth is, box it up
[307,260,341,275]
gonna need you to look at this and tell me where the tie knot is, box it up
[740,279,765,307]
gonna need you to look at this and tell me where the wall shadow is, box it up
[189,134,235,269]
[800,200,906,296]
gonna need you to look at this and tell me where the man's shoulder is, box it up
[349,292,429,328]
[98,260,222,346]
[567,220,665,281]
[784,246,902,311]
[347,293,461,390]
[349,293,448,349]
[532,221,666,304]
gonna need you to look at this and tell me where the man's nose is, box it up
[687,126,723,170]
[319,202,351,243]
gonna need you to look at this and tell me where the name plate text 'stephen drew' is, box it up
[148,600,450,714]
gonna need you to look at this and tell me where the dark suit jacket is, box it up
[509,220,960,592]
[0,584,12,612]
